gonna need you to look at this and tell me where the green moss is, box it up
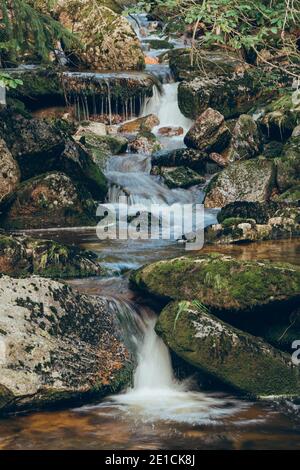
[221,217,255,228]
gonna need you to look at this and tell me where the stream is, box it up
[0,13,299,451]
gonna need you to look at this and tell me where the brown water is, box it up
[1,231,299,450]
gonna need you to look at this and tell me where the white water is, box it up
[142,83,193,136]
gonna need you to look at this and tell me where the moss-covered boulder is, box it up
[204,159,276,208]
[131,253,300,313]
[227,115,262,162]
[155,300,300,398]
[0,276,132,413]
[0,172,98,230]
[276,185,300,202]
[217,200,294,224]
[156,166,205,189]
[259,93,300,141]
[169,48,247,82]
[119,114,160,134]
[129,131,162,155]
[79,133,128,170]
[275,137,300,193]
[0,234,105,278]
[59,1,145,71]
[178,69,289,120]
[184,108,231,153]
[0,138,20,203]
[152,148,208,172]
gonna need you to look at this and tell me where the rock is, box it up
[259,93,300,141]
[169,48,247,81]
[152,148,208,172]
[119,114,160,133]
[0,110,108,200]
[208,152,228,168]
[79,133,128,169]
[263,140,284,158]
[217,201,291,224]
[204,159,276,208]
[276,185,300,202]
[131,253,300,313]
[0,234,105,278]
[275,137,300,192]
[292,124,300,137]
[184,108,231,153]
[155,300,300,398]
[74,122,107,139]
[157,166,205,189]
[178,69,290,120]
[158,127,184,137]
[0,138,20,202]
[0,276,132,413]
[59,1,145,71]
[144,39,174,50]
[129,131,162,156]
[227,115,262,162]
[0,172,98,230]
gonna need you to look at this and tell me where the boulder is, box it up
[0,111,108,200]
[129,131,162,156]
[130,253,300,313]
[156,300,300,398]
[0,138,20,202]
[0,234,105,279]
[156,166,205,189]
[217,201,292,224]
[184,108,231,153]
[259,93,300,141]
[79,133,128,169]
[178,69,290,120]
[0,276,132,413]
[118,114,160,134]
[204,159,276,208]
[276,185,300,202]
[0,172,98,230]
[152,148,208,172]
[275,137,300,193]
[59,1,145,71]
[227,115,262,162]
[169,48,247,82]
[158,127,184,137]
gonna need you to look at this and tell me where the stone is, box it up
[0,172,98,230]
[157,126,184,137]
[157,166,205,189]
[0,138,20,202]
[204,159,276,208]
[275,137,300,193]
[79,133,128,169]
[130,253,300,313]
[59,1,145,71]
[129,131,162,156]
[152,148,208,172]
[156,300,300,398]
[118,114,160,133]
[0,276,132,413]
[227,115,262,162]
[184,108,231,153]
[259,93,300,141]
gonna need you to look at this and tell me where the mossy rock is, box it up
[156,300,300,398]
[159,166,205,189]
[276,185,300,203]
[130,253,300,313]
[259,93,300,141]
[80,133,128,169]
[275,137,300,193]
[0,172,98,230]
[144,39,174,50]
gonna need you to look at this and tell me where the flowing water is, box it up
[1,12,300,451]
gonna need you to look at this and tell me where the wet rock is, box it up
[157,127,184,137]
[59,1,145,71]
[275,137,300,193]
[227,115,262,162]
[169,48,247,81]
[79,133,128,169]
[129,131,162,156]
[131,253,300,313]
[0,172,98,230]
[0,234,105,279]
[276,185,300,203]
[0,276,132,413]
[178,69,289,120]
[204,159,276,208]
[152,148,208,172]
[0,110,108,200]
[0,138,20,202]
[156,300,300,398]
[156,166,205,189]
[119,114,160,133]
[184,108,231,153]
[263,140,284,159]
[217,201,290,224]
[208,152,228,168]
[259,93,300,141]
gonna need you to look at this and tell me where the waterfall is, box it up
[142,83,193,135]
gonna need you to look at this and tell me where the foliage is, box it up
[0,72,22,88]
[0,0,76,65]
